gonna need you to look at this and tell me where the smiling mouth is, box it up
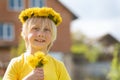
[35,39,45,43]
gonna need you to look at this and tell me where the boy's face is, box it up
[26,18,53,52]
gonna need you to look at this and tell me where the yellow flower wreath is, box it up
[19,7,62,26]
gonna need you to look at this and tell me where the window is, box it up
[8,0,24,11]
[29,0,44,7]
[0,23,15,41]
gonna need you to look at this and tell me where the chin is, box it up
[34,45,45,49]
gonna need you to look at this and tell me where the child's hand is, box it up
[23,68,44,80]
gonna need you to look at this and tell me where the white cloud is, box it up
[70,19,118,38]
[61,0,120,40]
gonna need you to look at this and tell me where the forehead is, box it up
[29,17,52,29]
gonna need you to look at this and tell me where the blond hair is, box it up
[21,17,57,51]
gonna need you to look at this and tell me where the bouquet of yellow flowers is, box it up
[26,51,48,69]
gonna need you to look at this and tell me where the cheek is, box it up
[27,33,35,41]
[46,34,52,42]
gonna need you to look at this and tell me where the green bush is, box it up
[10,38,25,58]
[108,44,120,80]
[71,43,101,62]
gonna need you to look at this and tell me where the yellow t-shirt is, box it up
[3,53,71,80]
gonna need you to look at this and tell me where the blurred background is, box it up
[0,0,120,80]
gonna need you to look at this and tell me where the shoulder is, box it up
[4,54,25,75]
[47,54,63,65]
[47,55,71,79]
[9,54,25,66]
[47,54,65,70]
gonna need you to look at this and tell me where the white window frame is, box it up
[8,0,24,11]
[0,23,15,41]
[29,0,45,7]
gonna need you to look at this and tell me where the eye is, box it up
[32,27,39,31]
[44,28,51,32]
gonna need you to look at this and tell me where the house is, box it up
[98,33,119,55]
[98,33,119,46]
[0,0,77,77]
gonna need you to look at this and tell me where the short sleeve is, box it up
[57,62,71,80]
[3,58,21,80]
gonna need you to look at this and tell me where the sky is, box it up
[60,0,120,41]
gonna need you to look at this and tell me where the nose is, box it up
[38,31,44,37]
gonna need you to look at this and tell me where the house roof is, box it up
[98,33,119,46]
[58,0,78,20]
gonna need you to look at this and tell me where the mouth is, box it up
[35,39,46,43]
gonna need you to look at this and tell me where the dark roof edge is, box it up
[57,0,78,20]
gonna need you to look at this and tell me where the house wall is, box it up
[0,0,21,64]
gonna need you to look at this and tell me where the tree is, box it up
[71,31,101,62]
[107,43,120,80]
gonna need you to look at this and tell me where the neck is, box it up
[27,47,48,55]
